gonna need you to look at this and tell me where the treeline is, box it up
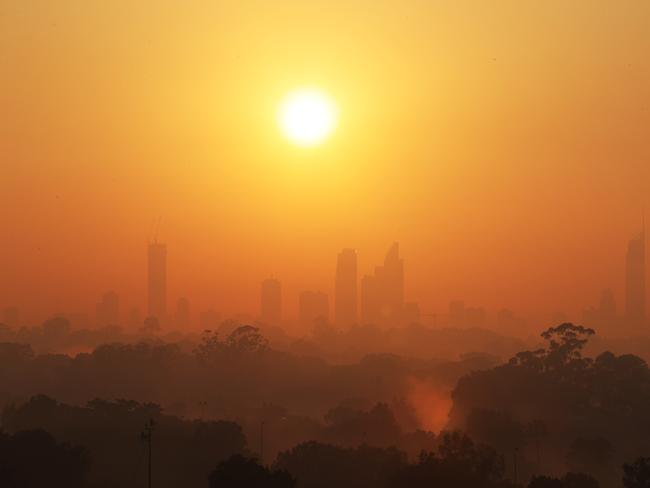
[0,314,526,361]
[0,323,496,461]
[3,322,650,486]
[449,323,650,486]
[3,413,650,488]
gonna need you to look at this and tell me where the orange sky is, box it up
[1,1,649,330]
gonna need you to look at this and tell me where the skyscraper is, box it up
[335,248,357,326]
[148,241,167,321]
[261,278,282,325]
[360,242,405,327]
[96,291,119,326]
[299,291,329,327]
[625,225,646,327]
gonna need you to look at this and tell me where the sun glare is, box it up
[278,88,338,147]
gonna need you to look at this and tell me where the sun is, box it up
[278,88,338,147]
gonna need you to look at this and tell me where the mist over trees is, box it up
[1,320,649,486]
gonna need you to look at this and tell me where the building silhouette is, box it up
[96,291,119,327]
[175,297,190,328]
[299,291,329,327]
[261,278,282,325]
[335,248,357,326]
[625,225,646,327]
[148,241,167,321]
[360,243,404,327]
[583,288,617,332]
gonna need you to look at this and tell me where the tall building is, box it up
[148,241,167,321]
[583,288,617,333]
[261,278,282,325]
[625,225,646,327]
[335,248,357,326]
[96,291,119,326]
[175,297,191,328]
[360,242,405,327]
[299,291,329,327]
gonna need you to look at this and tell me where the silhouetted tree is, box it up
[529,476,564,488]
[275,441,406,488]
[623,458,650,488]
[565,437,613,485]
[0,429,90,487]
[141,316,160,334]
[322,402,401,447]
[226,326,269,354]
[562,472,599,488]
[209,455,295,488]
[450,323,650,485]
[528,473,598,488]
[389,431,517,488]
[541,323,594,372]
[2,396,246,488]
[466,408,525,455]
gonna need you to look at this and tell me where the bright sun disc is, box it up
[278,89,337,147]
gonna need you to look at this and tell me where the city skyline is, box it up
[2,2,650,335]
[3,2,650,486]
[3,227,647,336]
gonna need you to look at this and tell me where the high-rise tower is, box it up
[147,241,167,321]
[625,223,646,327]
[360,242,405,327]
[335,248,357,326]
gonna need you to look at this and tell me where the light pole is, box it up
[260,420,265,465]
[141,419,155,488]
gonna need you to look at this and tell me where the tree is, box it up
[209,455,295,488]
[465,409,525,455]
[623,458,650,488]
[565,437,613,484]
[528,473,598,488]
[541,323,594,371]
[275,441,406,488]
[226,326,269,354]
[529,476,564,488]
[0,429,90,488]
[562,472,599,488]
[389,431,516,488]
[195,325,269,363]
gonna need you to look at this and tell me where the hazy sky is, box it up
[2,1,649,329]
